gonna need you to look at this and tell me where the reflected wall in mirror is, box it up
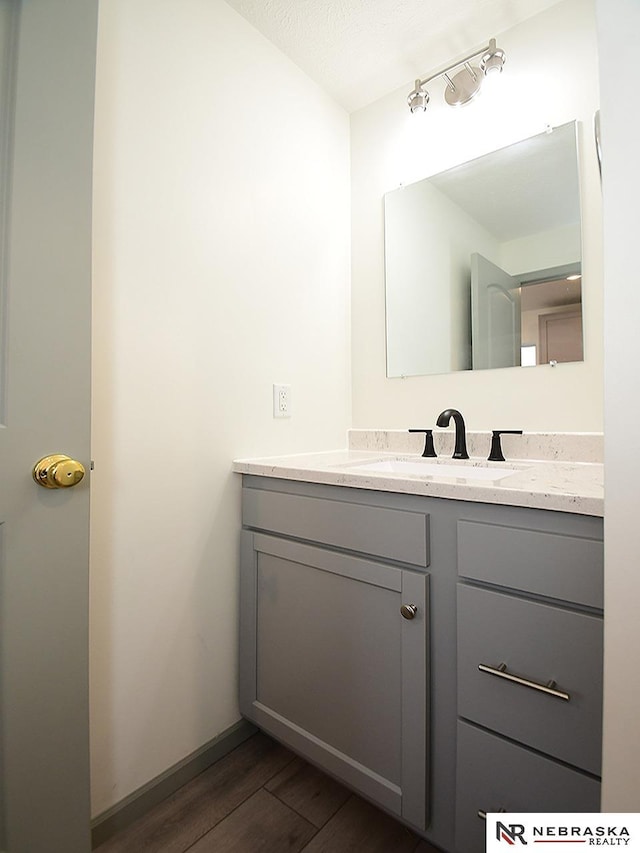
[384,121,582,378]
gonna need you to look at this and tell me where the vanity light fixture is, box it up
[407,37,506,113]
[480,39,506,75]
[407,82,429,113]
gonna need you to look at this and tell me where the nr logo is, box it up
[496,821,528,845]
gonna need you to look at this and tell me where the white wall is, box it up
[90,0,351,816]
[351,0,602,430]
[598,0,640,811]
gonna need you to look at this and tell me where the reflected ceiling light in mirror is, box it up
[408,38,506,112]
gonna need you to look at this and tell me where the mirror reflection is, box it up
[384,121,582,377]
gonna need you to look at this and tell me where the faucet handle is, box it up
[488,430,523,462]
[408,429,437,458]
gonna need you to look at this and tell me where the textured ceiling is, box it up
[224,0,564,111]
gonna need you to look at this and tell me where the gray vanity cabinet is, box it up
[239,484,430,831]
[238,475,603,853]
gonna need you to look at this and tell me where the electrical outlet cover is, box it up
[273,383,291,418]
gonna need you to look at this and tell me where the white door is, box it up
[471,253,522,370]
[0,2,98,851]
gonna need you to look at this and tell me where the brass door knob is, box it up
[33,454,85,489]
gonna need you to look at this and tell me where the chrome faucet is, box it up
[436,408,469,459]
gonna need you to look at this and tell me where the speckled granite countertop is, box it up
[233,430,603,517]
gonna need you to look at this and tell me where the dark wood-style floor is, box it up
[95,732,441,853]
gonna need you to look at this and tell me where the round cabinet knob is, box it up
[400,604,418,620]
[33,454,85,489]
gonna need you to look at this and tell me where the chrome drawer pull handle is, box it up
[478,662,570,702]
[478,809,505,821]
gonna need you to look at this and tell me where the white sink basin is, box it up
[348,458,524,482]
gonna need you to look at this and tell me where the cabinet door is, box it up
[239,532,429,831]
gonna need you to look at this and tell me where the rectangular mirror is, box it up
[384,121,582,377]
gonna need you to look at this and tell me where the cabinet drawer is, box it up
[243,487,429,566]
[457,584,603,774]
[457,520,603,608]
[455,721,600,853]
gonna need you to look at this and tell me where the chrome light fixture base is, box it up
[444,64,482,107]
